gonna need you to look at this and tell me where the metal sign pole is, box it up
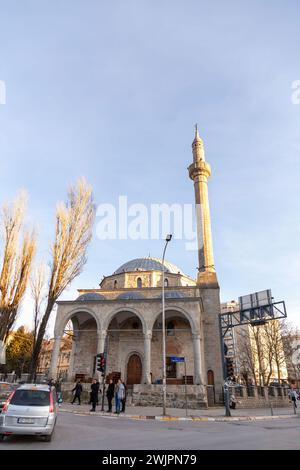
[101,335,109,412]
[184,359,188,417]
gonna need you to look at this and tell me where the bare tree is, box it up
[237,326,258,385]
[0,192,36,341]
[30,262,46,349]
[250,324,269,386]
[281,321,300,383]
[237,320,289,387]
[29,178,94,380]
[263,320,287,383]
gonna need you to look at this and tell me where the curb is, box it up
[59,408,299,422]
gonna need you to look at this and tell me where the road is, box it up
[1,411,300,450]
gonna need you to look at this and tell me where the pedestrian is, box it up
[229,394,237,410]
[48,378,55,388]
[71,380,83,405]
[121,380,127,413]
[55,378,63,406]
[114,379,125,414]
[96,379,100,405]
[290,389,299,408]
[90,379,98,412]
[106,379,115,412]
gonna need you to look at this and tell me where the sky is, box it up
[0,0,299,333]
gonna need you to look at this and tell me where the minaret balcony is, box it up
[188,161,211,180]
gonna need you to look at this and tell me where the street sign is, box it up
[170,356,185,363]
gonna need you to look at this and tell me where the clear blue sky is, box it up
[0,1,299,332]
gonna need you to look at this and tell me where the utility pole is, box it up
[161,234,172,416]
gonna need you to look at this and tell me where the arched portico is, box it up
[151,307,203,385]
[50,309,100,381]
[105,309,149,384]
[103,306,147,334]
[54,306,102,337]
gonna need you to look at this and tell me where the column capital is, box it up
[144,331,152,340]
[97,329,107,339]
[192,332,201,341]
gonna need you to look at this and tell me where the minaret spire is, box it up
[188,126,217,286]
[192,123,205,162]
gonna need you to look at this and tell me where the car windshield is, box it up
[10,389,50,406]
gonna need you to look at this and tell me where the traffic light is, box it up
[96,353,106,372]
[226,357,234,378]
[100,354,106,372]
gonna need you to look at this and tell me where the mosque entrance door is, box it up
[126,354,142,385]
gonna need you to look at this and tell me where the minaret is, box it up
[188,125,218,286]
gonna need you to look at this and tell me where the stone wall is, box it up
[132,384,208,409]
[151,328,194,381]
[72,319,97,379]
[201,287,223,396]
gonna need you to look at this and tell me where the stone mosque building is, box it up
[49,128,224,407]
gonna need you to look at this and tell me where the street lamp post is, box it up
[162,234,172,416]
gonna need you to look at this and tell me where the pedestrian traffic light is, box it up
[100,354,106,372]
[96,353,106,372]
[96,354,102,372]
[226,357,234,378]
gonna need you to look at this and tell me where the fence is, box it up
[222,385,291,408]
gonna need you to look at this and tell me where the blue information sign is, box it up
[170,356,185,363]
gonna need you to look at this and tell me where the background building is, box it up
[38,337,72,379]
[221,301,288,386]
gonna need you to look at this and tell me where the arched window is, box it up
[167,321,175,336]
[114,280,118,289]
[137,277,142,288]
[164,278,169,287]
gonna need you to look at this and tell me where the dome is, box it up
[76,293,106,301]
[117,291,145,300]
[114,257,185,275]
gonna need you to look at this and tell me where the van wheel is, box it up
[44,433,52,442]
[0,435,5,441]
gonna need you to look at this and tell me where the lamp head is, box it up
[166,234,172,242]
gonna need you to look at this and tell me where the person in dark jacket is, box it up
[121,380,127,413]
[55,378,63,406]
[96,380,100,405]
[90,379,98,411]
[71,380,83,405]
[106,379,115,412]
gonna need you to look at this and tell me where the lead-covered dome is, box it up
[76,293,106,301]
[114,257,185,275]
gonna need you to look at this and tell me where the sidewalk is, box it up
[59,402,299,422]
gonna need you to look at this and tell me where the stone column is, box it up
[143,331,152,384]
[67,335,77,382]
[192,333,203,385]
[95,330,107,380]
[97,330,107,354]
[49,336,62,379]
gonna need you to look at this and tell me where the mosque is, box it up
[49,128,224,407]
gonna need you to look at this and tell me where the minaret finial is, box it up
[192,123,205,160]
